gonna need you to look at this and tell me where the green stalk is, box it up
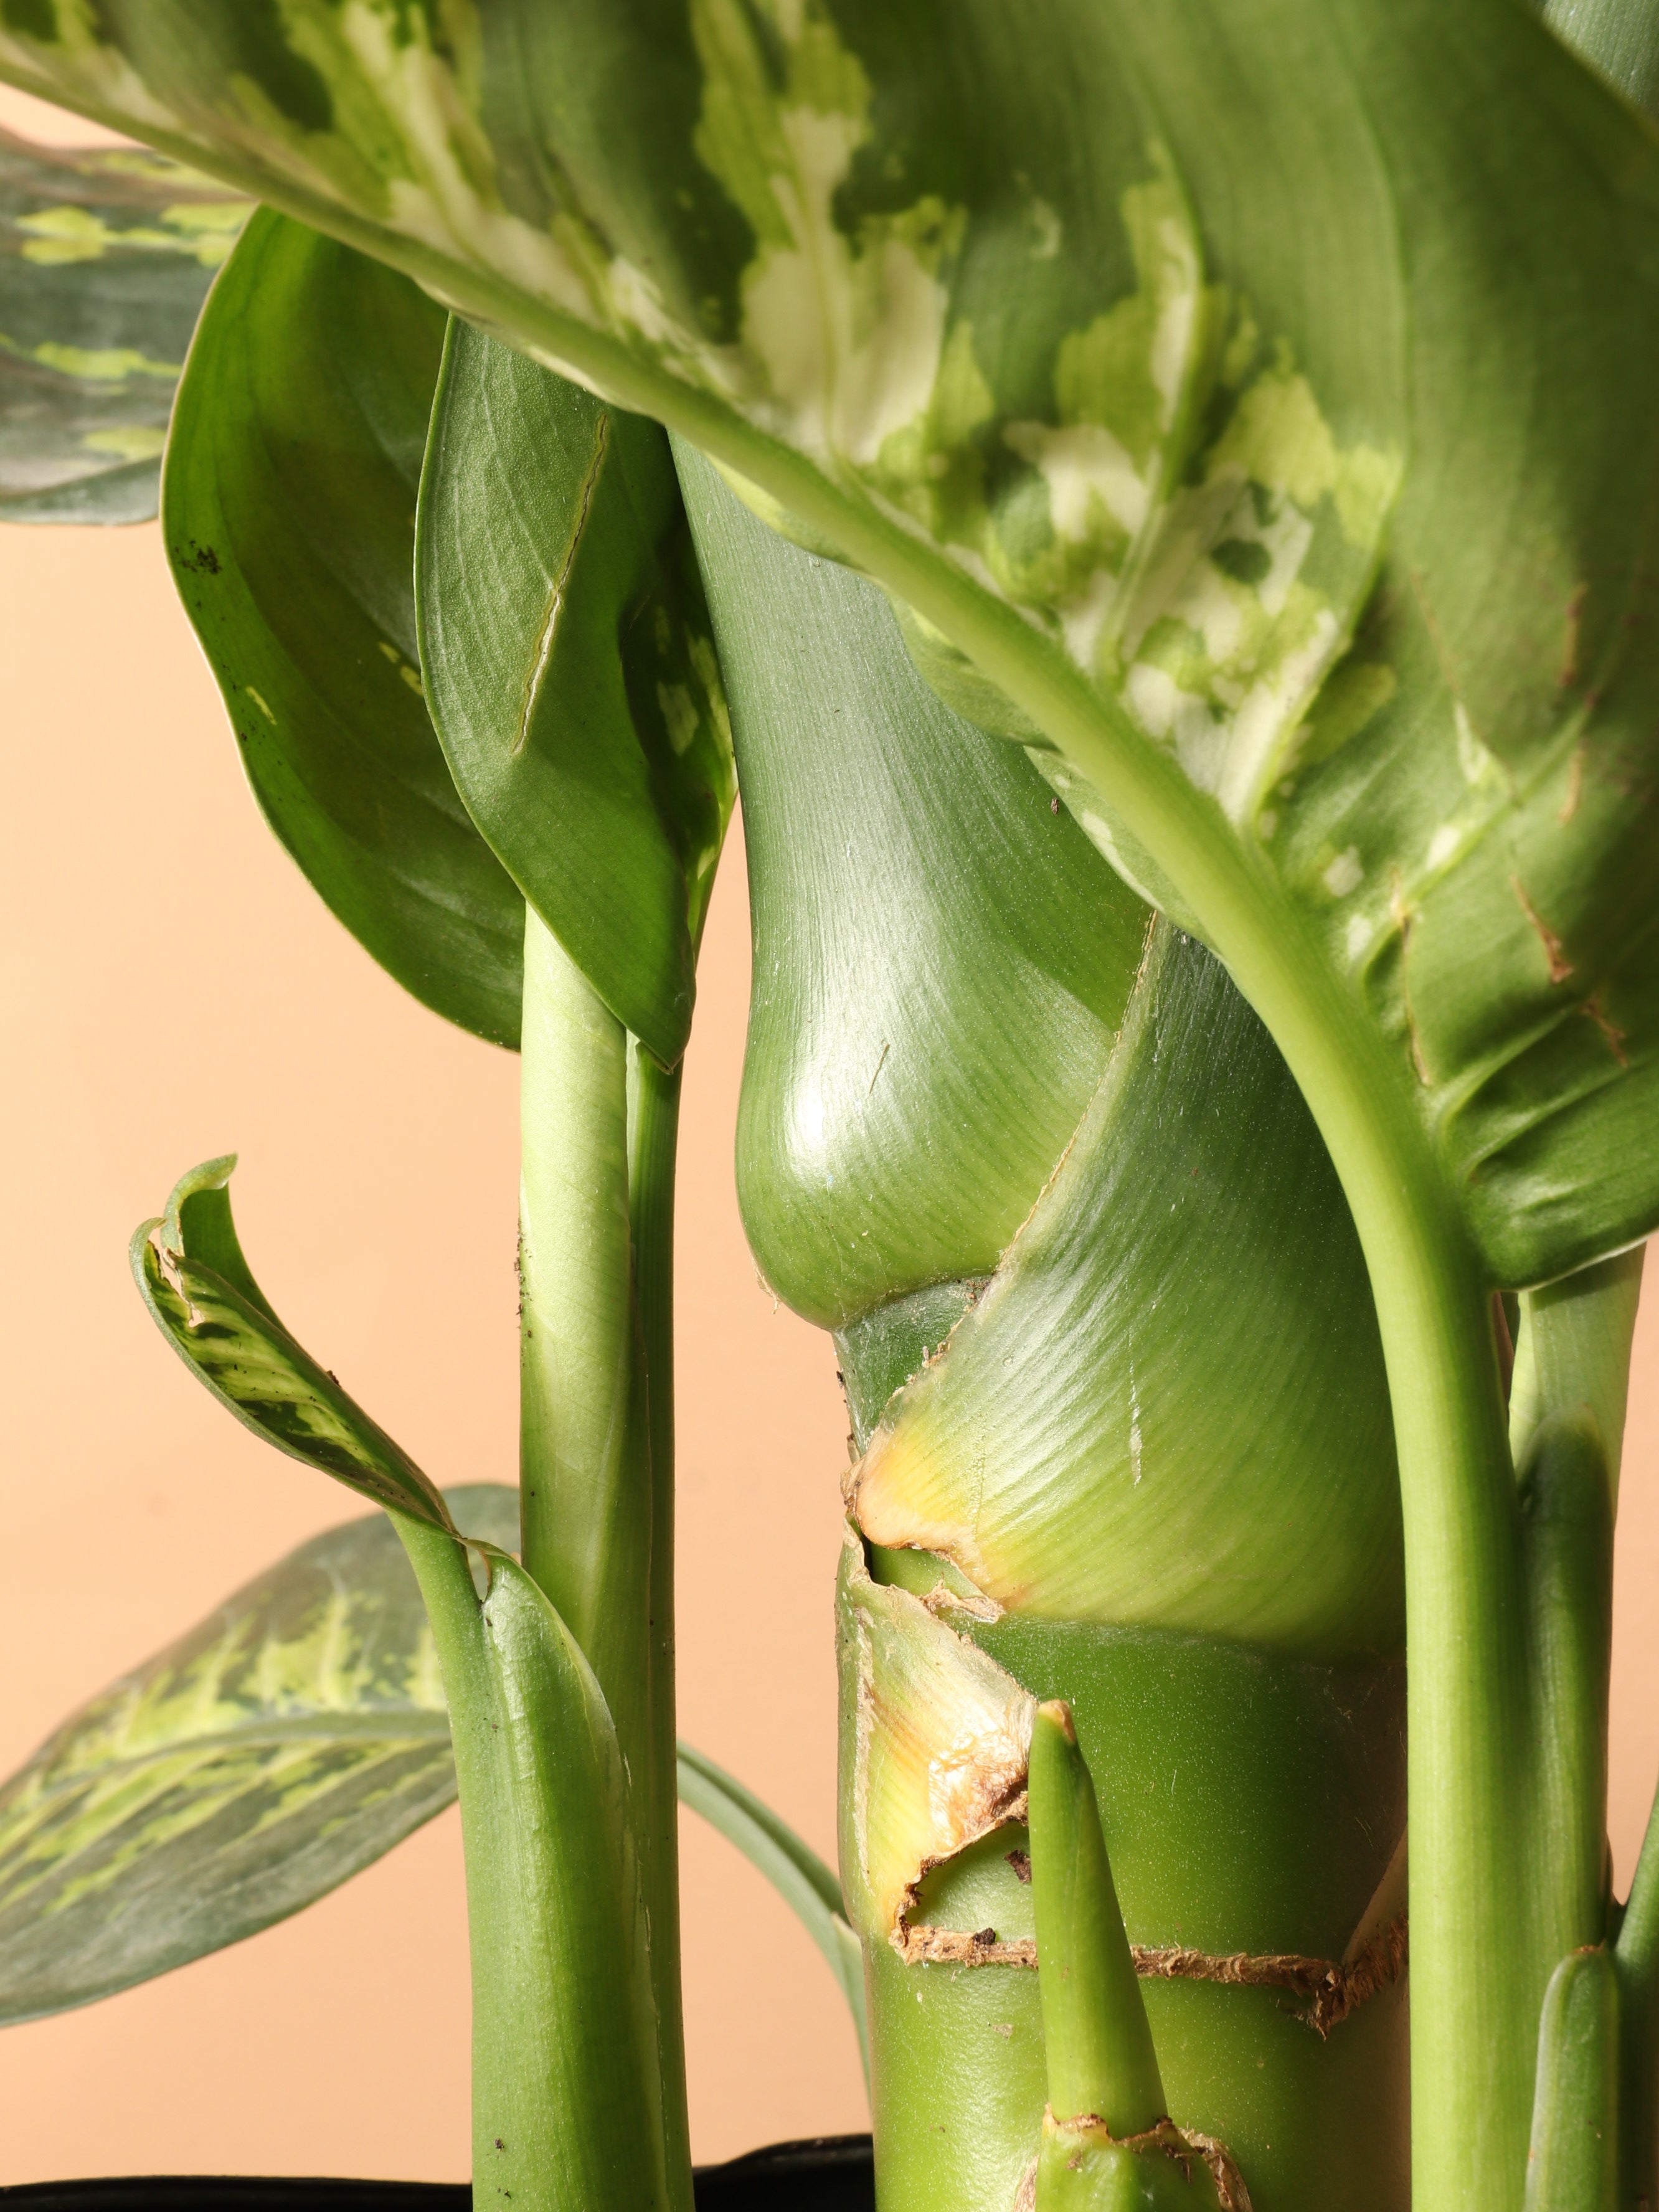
[1520,1416,1617,1988]
[1028,1702,1166,2136]
[1615,1787,1659,2211]
[1511,1252,1645,1501]
[519,906,651,1779]
[395,1512,671,2212]
[518,907,692,2212]
[628,1035,692,2190]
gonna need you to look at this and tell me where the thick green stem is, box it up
[1511,1252,1645,1506]
[628,1037,691,2190]
[1520,1416,1617,1978]
[519,907,645,1724]
[395,1513,671,2212]
[518,909,691,2212]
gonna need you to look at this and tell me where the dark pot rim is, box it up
[0,2135,876,2212]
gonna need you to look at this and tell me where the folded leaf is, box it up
[416,1529,670,2210]
[851,922,1403,1658]
[417,326,734,1066]
[1521,1946,1619,2212]
[0,1485,515,2025]
[676,442,1148,1332]
[0,126,243,522]
[163,209,524,1047]
[131,1156,456,1534]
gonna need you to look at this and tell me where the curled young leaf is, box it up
[131,1156,456,1534]
[675,444,1148,1332]
[850,922,1403,1660]
[421,1531,671,2210]
[164,209,525,1047]
[0,127,244,522]
[418,328,734,1068]
[0,1486,515,2025]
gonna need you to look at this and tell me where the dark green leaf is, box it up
[163,208,524,1047]
[131,1156,456,1534]
[0,1485,515,2025]
[417,324,734,1066]
[0,126,243,522]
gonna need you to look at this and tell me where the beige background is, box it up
[0,83,1654,2183]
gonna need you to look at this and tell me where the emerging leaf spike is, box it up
[1521,1947,1619,2212]
[1029,1699,1165,2137]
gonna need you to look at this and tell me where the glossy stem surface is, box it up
[396,1515,671,2212]
[1523,1947,1620,2212]
[1544,0,1659,116]
[1520,1415,1616,1982]
[629,1036,691,2188]
[518,909,691,2211]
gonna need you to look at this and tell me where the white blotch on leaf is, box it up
[1322,846,1363,899]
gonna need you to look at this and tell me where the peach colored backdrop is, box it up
[0,83,1653,2183]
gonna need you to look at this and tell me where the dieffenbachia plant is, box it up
[1,0,1658,2206]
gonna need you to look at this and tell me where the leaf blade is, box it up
[131,1156,456,1534]
[0,126,245,523]
[163,208,526,1047]
[7,0,1655,1272]
[0,1486,516,2025]
[416,321,735,1065]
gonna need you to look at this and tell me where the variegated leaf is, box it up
[0,1485,872,2041]
[0,126,244,521]
[131,1156,456,1534]
[0,1485,515,2024]
[2,0,1655,1279]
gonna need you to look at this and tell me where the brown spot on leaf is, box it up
[1510,875,1574,984]
[1583,990,1630,1068]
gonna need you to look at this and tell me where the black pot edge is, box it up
[0,2137,876,2211]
